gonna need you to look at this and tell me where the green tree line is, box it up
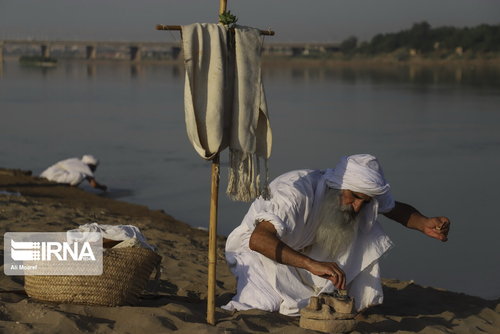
[340,22,500,55]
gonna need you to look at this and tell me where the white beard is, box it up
[314,188,359,259]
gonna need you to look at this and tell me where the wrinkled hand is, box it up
[419,217,451,242]
[307,260,346,289]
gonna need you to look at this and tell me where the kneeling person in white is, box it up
[223,154,450,316]
[40,155,107,191]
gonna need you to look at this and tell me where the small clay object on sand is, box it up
[299,292,357,333]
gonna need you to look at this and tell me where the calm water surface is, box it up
[1,60,499,300]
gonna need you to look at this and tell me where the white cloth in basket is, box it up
[68,223,156,251]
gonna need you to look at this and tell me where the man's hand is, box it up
[416,216,450,242]
[305,259,346,290]
[384,202,451,242]
[249,221,347,289]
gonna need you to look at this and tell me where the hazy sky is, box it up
[1,0,499,42]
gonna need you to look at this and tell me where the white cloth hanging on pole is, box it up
[182,23,272,202]
[182,23,230,160]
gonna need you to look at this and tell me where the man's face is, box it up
[340,189,372,214]
[315,188,361,258]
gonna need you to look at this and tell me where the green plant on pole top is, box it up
[219,10,238,26]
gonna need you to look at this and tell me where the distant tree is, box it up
[463,24,500,52]
[434,26,460,50]
[485,25,500,51]
[340,36,358,54]
[408,21,434,53]
[357,41,371,54]
[377,33,401,53]
[368,34,386,54]
[345,22,500,56]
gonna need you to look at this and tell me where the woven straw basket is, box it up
[24,247,162,306]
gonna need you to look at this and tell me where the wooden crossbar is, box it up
[156,24,275,36]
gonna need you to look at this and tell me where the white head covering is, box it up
[325,154,395,213]
[81,155,99,166]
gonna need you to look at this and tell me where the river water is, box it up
[1,59,499,300]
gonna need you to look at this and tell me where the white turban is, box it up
[81,155,99,166]
[325,154,395,213]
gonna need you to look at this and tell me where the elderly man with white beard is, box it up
[222,154,450,316]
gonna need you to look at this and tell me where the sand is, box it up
[1,168,499,334]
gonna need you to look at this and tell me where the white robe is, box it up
[223,169,394,316]
[40,158,94,186]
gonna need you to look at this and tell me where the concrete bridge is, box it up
[1,39,181,61]
[0,39,340,62]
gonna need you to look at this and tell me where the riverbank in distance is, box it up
[4,51,500,69]
[262,53,500,68]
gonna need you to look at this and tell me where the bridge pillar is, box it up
[86,45,97,60]
[291,47,305,57]
[41,44,51,58]
[171,46,181,60]
[0,41,4,64]
[129,46,141,61]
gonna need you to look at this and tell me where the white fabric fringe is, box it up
[227,149,270,202]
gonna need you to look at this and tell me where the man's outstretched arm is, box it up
[249,220,346,289]
[383,201,451,242]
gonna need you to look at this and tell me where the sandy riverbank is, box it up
[1,168,499,333]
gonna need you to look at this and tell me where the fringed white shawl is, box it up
[182,23,272,202]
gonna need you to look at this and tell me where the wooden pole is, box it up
[206,3,227,326]
[206,2,230,326]
[219,0,227,14]
[207,153,220,325]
